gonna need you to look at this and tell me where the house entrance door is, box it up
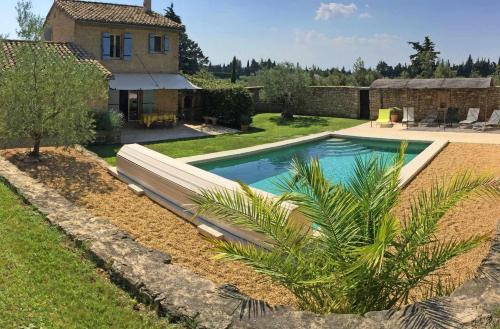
[128,91,140,121]
[119,90,129,120]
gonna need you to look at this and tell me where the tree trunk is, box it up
[281,108,294,120]
[30,137,41,159]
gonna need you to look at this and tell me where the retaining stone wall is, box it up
[0,153,498,329]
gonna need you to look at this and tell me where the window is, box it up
[110,34,121,59]
[153,36,162,53]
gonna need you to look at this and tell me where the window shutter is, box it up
[123,33,132,60]
[102,32,111,60]
[148,33,155,53]
[163,35,170,53]
[142,90,154,114]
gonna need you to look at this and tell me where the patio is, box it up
[337,121,500,144]
[120,123,238,144]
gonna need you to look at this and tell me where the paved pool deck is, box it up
[336,122,500,145]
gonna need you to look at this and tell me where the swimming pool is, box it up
[195,137,431,195]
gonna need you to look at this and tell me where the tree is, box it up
[408,36,440,77]
[0,43,107,158]
[352,57,379,86]
[256,63,311,120]
[15,0,43,41]
[376,60,392,77]
[434,60,456,78]
[193,144,500,314]
[164,2,208,74]
[230,56,237,83]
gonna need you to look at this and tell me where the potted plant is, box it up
[239,114,253,131]
[390,107,402,123]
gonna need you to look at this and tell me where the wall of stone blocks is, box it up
[255,86,365,118]
[369,87,500,121]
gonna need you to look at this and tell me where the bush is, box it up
[255,63,311,119]
[93,109,124,132]
[203,87,254,128]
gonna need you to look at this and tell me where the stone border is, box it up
[0,155,498,329]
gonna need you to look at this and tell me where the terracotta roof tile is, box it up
[54,0,183,29]
[1,40,112,79]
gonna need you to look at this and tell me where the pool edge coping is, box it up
[178,131,448,188]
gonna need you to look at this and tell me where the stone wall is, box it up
[255,86,366,118]
[0,149,498,329]
[305,86,364,118]
[369,87,500,121]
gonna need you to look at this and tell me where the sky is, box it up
[1,0,499,69]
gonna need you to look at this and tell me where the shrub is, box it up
[193,143,500,314]
[203,87,254,127]
[255,63,311,119]
[93,109,124,132]
[185,70,255,127]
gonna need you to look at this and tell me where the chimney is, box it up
[143,0,152,13]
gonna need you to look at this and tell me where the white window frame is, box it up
[109,34,122,59]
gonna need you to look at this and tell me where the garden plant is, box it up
[194,143,500,314]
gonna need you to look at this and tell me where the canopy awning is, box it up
[109,73,201,90]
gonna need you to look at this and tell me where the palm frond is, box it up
[218,284,278,320]
[401,173,500,247]
[347,142,406,242]
[279,157,362,256]
[349,214,400,275]
[192,183,309,248]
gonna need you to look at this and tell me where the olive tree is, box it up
[256,63,311,119]
[0,43,107,158]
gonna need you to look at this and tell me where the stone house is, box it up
[369,78,500,122]
[43,0,199,124]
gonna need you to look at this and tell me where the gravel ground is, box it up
[1,142,498,308]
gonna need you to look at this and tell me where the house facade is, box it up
[44,0,199,124]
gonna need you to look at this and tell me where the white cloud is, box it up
[315,3,358,20]
[359,12,371,19]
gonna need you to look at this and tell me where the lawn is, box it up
[0,182,176,329]
[88,113,365,166]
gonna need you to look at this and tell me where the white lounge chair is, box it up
[402,107,415,127]
[473,110,500,131]
[459,108,480,127]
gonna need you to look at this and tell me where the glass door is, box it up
[128,91,140,121]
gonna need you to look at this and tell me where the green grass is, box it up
[0,182,176,329]
[88,113,365,166]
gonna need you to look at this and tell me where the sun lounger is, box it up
[418,112,438,127]
[473,110,500,131]
[402,107,415,127]
[459,108,480,127]
[375,109,392,127]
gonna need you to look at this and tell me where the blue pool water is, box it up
[196,138,430,195]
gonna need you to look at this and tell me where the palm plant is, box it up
[193,143,500,314]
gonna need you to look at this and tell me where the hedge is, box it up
[202,87,254,127]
